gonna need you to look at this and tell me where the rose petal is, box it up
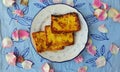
[3,0,15,7]
[49,69,54,72]
[78,66,87,72]
[42,63,50,72]
[94,9,107,21]
[102,2,109,10]
[52,0,62,3]
[74,55,84,63]
[2,37,13,48]
[66,0,74,6]
[22,60,33,69]
[86,38,92,47]
[6,52,16,66]
[110,43,119,55]
[113,13,120,23]
[98,24,108,33]
[14,10,24,17]
[19,30,29,40]
[12,30,19,41]
[86,44,97,56]
[95,56,106,68]
[20,0,28,6]
[108,8,119,18]
[93,0,102,9]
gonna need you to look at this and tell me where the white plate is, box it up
[31,4,88,62]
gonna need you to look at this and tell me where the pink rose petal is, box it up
[14,10,24,17]
[110,43,119,55]
[78,66,87,72]
[22,60,33,69]
[12,30,19,41]
[98,24,108,33]
[86,44,97,56]
[3,0,15,7]
[19,30,29,40]
[113,13,120,23]
[102,2,109,10]
[74,55,84,63]
[2,37,13,48]
[6,52,16,66]
[95,56,106,68]
[49,69,54,72]
[42,63,50,72]
[93,0,102,9]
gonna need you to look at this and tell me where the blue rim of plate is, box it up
[30,3,89,63]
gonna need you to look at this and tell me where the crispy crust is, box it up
[51,12,81,33]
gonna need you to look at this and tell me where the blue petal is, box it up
[100,45,105,56]
[21,47,30,57]
[14,47,19,56]
[86,57,97,64]
[91,34,109,41]
[7,8,14,18]
[22,6,29,15]
[74,3,85,8]
[13,3,20,10]
[106,51,112,61]
[34,3,46,8]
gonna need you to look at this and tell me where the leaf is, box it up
[33,3,46,8]
[22,6,29,15]
[23,16,33,22]
[100,45,105,55]
[90,34,109,41]
[21,47,30,57]
[94,50,100,57]
[16,63,22,68]
[43,0,49,5]
[13,3,20,10]
[14,47,19,56]
[7,8,14,18]
[86,57,97,63]
[74,3,85,8]
[106,51,112,61]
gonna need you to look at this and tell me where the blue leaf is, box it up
[86,57,97,63]
[7,8,14,18]
[14,47,19,56]
[106,51,112,61]
[14,3,19,10]
[22,6,29,15]
[23,16,33,22]
[16,63,22,68]
[74,3,85,8]
[91,34,109,41]
[95,50,100,57]
[21,48,30,57]
[100,45,105,56]
[34,3,46,8]
[15,16,31,26]
[43,0,49,5]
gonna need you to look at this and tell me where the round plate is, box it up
[31,4,88,62]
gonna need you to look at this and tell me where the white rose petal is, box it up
[3,0,15,7]
[2,37,13,48]
[22,60,33,69]
[95,56,106,68]
[98,24,108,33]
[42,63,50,72]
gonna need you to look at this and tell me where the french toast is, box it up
[32,31,63,53]
[51,12,81,33]
[45,25,74,46]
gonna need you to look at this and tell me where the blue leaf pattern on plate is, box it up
[16,63,22,68]
[21,48,30,57]
[106,51,112,61]
[22,6,29,15]
[95,50,100,57]
[100,45,105,56]
[14,3,20,10]
[23,16,33,22]
[7,8,14,19]
[86,57,97,63]
[74,3,85,8]
[34,3,46,8]
[91,34,109,41]
[14,47,19,56]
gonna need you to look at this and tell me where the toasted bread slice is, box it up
[32,31,63,53]
[45,25,74,46]
[51,12,81,33]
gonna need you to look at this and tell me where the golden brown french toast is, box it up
[45,25,74,47]
[51,12,81,33]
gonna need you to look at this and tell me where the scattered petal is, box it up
[13,10,24,17]
[12,30,19,41]
[19,30,29,40]
[20,0,28,6]
[17,56,24,63]
[108,8,119,18]
[110,43,119,55]
[6,52,16,66]
[102,2,109,10]
[42,63,50,72]
[78,66,88,72]
[3,0,15,7]
[2,37,13,48]
[98,24,108,33]
[113,13,120,23]
[52,0,62,3]
[66,0,74,6]
[94,9,107,21]
[93,0,102,9]
[22,60,33,69]
[74,55,84,63]
[86,44,97,56]
[49,69,54,72]
[95,56,106,68]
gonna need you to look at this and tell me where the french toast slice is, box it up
[51,12,81,33]
[32,31,63,53]
[45,25,74,46]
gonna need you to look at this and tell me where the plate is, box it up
[31,4,88,62]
